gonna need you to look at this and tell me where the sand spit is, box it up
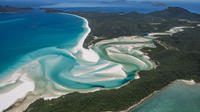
[148,26,194,38]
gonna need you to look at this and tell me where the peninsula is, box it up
[23,7,200,112]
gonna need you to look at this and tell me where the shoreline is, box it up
[124,79,197,112]
[59,12,100,63]
[4,12,155,111]
[3,10,200,112]
[24,8,200,112]
[0,72,35,112]
[1,13,93,112]
[3,12,120,112]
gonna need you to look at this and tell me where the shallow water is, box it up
[131,82,200,112]
[0,11,154,111]
[0,11,154,91]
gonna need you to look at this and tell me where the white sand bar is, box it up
[0,72,34,112]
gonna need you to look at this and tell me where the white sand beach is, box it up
[0,72,34,112]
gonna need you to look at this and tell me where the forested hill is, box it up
[148,7,200,20]
[67,7,200,48]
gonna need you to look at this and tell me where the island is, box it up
[0,5,33,13]
[20,7,200,112]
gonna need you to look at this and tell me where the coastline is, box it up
[0,71,35,112]
[4,12,155,112]
[59,12,100,63]
[1,13,94,112]
[3,8,200,112]
[123,26,197,112]
[42,12,157,111]
[3,12,122,112]
[125,79,197,112]
[92,25,197,112]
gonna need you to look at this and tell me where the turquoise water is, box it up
[131,82,200,112]
[0,11,154,94]
[0,11,154,111]
[0,11,84,76]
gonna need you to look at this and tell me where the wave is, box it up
[0,18,25,24]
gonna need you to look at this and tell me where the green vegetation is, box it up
[72,7,200,48]
[25,7,200,112]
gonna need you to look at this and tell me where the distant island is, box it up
[12,7,200,112]
[0,5,33,13]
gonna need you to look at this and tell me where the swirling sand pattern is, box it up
[0,13,155,111]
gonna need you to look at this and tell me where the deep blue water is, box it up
[58,6,165,14]
[57,2,200,14]
[0,11,84,76]
[58,6,165,13]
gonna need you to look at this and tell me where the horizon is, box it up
[1,0,200,14]
[0,0,200,7]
